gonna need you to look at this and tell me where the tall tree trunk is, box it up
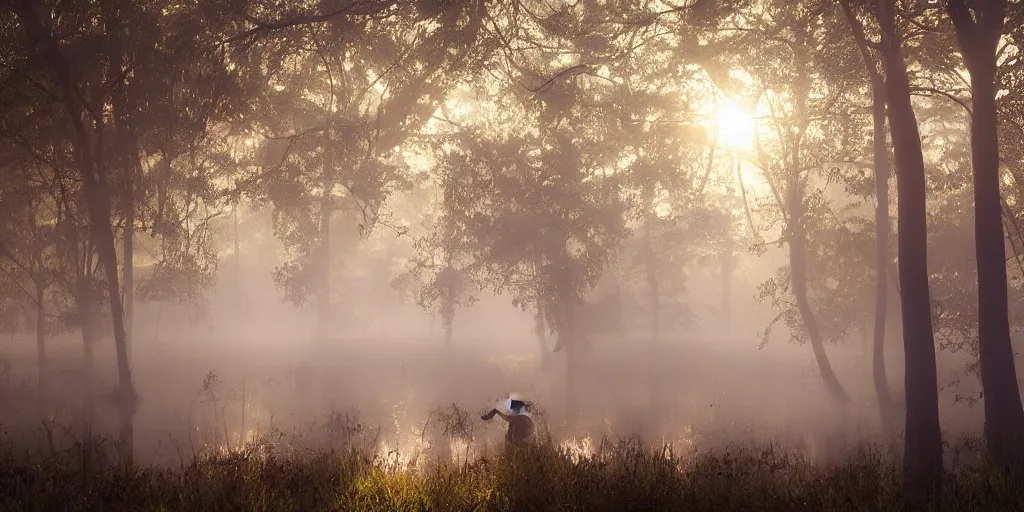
[440,258,457,348]
[534,258,550,362]
[644,186,661,346]
[12,1,137,461]
[430,263,454,349]
[869,81,896,433]
[785,43,851,407]
[234,203,242,328]
[948,0,1024,469]
[876,0,943,495]
[317,156,332,342]
[94,183,135,464]
[563,299,579,422]
[644,185,662,410]
[99,0,137,364]
[736,156,757,237]
[123,203,133,358]
[34,278,47,421]
[442,293,454,348]
[536,302,548,356]
[839,0,896,432]
[549,248,581,421]
[787,181,852,405]
[77,268,97,483]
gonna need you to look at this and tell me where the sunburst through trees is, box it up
[1,0,1023,503]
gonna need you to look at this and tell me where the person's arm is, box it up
[481,408,509,422]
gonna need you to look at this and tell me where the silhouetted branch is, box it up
[221,1,397,48]
[909,86,972,115]
[523,64,593,93]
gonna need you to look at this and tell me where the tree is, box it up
[946,0,1024,469]
[230,1,491,342]
[396,210,479,347]
[431,65,631,411]
[0,146,59,420]
[97,0,244,354]
[8,0,139,459]
[4,0,239,459]
[872,0,944,496]
[720,0,870,407]
[839,0,897,436]
[0,27,116,470]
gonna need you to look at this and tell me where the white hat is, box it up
[503,398,530,416]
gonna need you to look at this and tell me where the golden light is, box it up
[559,436,596,463]
[714,100,755,151]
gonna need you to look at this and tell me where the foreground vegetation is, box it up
[0,436,1021,512]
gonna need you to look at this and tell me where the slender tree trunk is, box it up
[644,186,661,346]
[99,0,137,365]
[564,299,579,422]
[1000,197,1024,282]
[77,269,97,482]
[649,272,660,345]
[234,203,243,331]
[549,247,581,420]
[840,0,897,429]
[843,0,897,435]
[442,294,454,348]
[441,258,457,348]
[644,185,662,410]
[695,136,718,195]
[782,43,852,407]
[876,0,943,495]
[534,259,550,362]
[317,156,332,342]
[12,1,137,461]
[869,79,895,433]
[736,155,757,237]
[445,313,454,347]
[96,206,135,463]
[536,302,548,356]
[787,181,852,405]
[34,278,47,421]
[124,205,134,354]
[948,0,1024,469]
[551,132,585,422]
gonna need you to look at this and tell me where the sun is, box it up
[714,100,755,151]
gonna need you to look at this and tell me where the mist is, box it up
[1,0,1022,507]
[0,201,987,468]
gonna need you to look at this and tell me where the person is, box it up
[481,398,535,447]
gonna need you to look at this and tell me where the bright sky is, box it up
[714,99,756,152]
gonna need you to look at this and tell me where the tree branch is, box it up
[909,86,972,115]
[220,1,397,48]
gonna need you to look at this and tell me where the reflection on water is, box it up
[179,366,836,472]
[35,346,889,470]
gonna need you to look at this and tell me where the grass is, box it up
[1,363,1019,510]
[0,434,1022,511]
